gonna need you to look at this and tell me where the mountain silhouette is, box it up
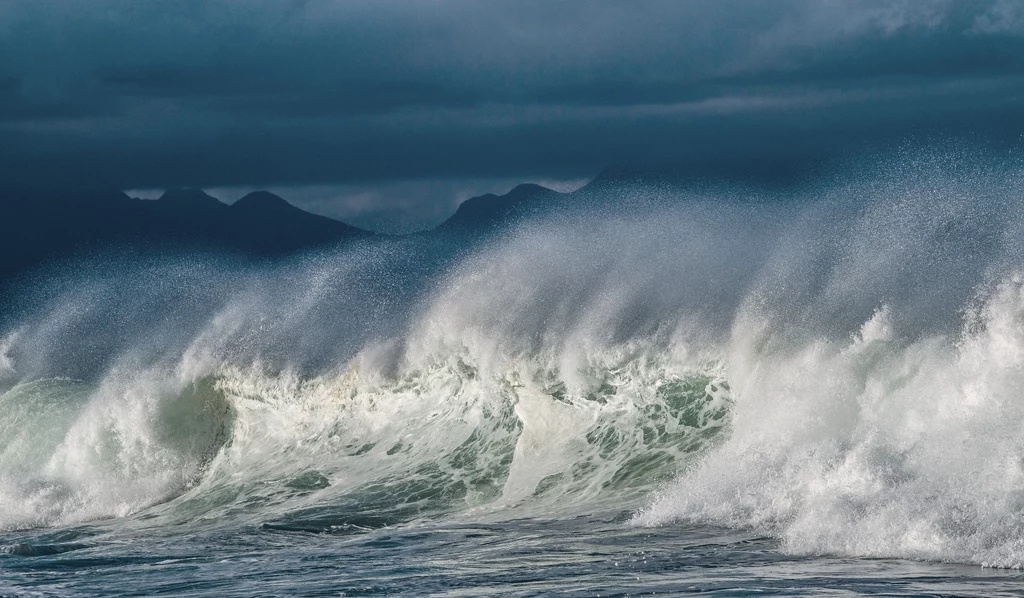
[0,188,374,285]
[0,161,804,291]
[435,183,562,236]
[227,191,370,253]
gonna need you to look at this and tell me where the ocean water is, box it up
[5,151,1024,595]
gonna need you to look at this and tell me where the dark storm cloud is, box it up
[2,0,1024,194]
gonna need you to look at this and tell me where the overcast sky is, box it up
[2,0,1023,230]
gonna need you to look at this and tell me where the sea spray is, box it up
[2,150,1024,568]
[636,276,1024,567]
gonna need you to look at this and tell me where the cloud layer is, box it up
[2,1,1023,200]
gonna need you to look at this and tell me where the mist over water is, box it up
[4,148,1024,580]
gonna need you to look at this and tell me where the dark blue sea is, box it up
[6,515,1024,596]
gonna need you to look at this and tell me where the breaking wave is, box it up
[4,148,1024,567]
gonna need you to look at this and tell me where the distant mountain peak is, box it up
[231,191,295,212]
[157,188,226,211]
[506,183,548,196]
[439,183,560,232]
[227,190,373,244]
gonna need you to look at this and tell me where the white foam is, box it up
[636,274,1024,567]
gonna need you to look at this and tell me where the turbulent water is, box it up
[5,150,1024,595]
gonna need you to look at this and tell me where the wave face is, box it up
[4,149,1024,566]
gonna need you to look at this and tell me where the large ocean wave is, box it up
[3,150,1024,567]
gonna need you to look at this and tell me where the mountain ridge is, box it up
[1,161,768,287]
[0,187,376,285]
